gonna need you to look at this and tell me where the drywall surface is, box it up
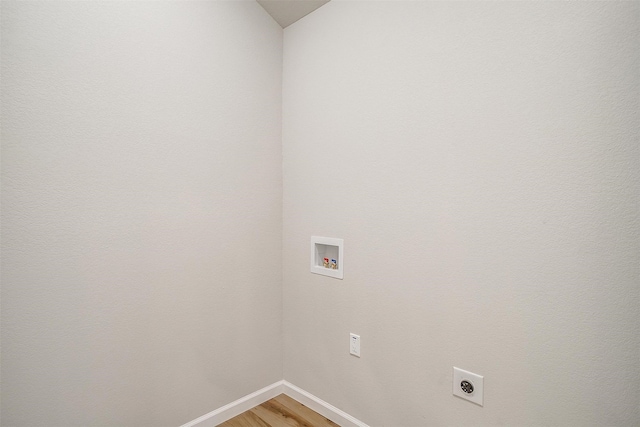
[1,1,283,425]
[282,1,639,425]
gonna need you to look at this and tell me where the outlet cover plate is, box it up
[350,333,360,357]
[453,367,484,406]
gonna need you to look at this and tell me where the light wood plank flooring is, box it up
[219,394,339,427]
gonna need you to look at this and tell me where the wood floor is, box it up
[219,394,340,427]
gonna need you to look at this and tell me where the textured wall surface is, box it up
[282,1,639,425]
[1,1,283,425]
[3,1,640,426]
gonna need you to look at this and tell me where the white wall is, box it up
[283,1,639,425]
[3,1,639,426]
[1,1,283,425]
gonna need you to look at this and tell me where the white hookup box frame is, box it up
[310,236,344,279]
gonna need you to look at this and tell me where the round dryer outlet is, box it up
[453,367,484,406]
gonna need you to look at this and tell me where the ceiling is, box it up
[256,0,330,28]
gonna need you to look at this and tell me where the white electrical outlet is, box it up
[453,367,484,406]
[350,333,360,357]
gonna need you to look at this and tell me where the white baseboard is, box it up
[179,381,284,427]
[282,381,370,427]
[180,380,369,427]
